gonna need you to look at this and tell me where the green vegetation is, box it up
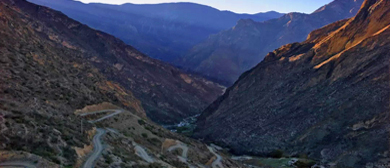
[104,154,114,164]
[62,147,77,163]
[242,158,292,168]
[242,157,316,168]
[268,149,284,158]
[294,160,316,168]
[138,119,146,125]
[147,137,162,146]
[124,132,133,137]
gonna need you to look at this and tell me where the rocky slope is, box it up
[194,0,390,167]
[0,0,226,165]
[3,0,225,125]
[0,0,141,165]
[28,0,283,63]
[180,0,364,85]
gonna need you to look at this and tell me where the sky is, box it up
[76,0,334,14]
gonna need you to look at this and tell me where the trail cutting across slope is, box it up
[105,128,155,163]
[77,109,123,123]
[167,143,198,168]
[167,143,189,158]
[82,128,106,168]
[207,146,224,168]
[81,109,123,168]
[0,161,36,168]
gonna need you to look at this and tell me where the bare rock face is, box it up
[194,0,390,167]
[179,0,364,85]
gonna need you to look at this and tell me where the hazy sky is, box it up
[76,0,334,14]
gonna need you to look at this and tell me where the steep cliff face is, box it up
[195,0,390,167]
[180,0,364,85]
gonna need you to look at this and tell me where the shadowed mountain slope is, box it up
[195,0,390,167]
[0,0,238,166]
[1,0,224,135]
[27,0,283,63]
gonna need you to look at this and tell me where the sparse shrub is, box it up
[103,154,114,164]
[51,157,61,164]
[176,126,191,134]
[294,160,316,168]
[138,119,146,125]
[32,146,55,159]
[299,153,309,159]
[124,132,132,137]
[268,149,284,158]
[148,163,164,168]
[141,133,148,138]
[145,126,153,131]
[63,147,77,162]
[148,137,161,146]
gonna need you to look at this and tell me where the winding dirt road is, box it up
[82,128,106,168]
[207,146,224,168]
[78,109,121,116]
[80,109,123,168]
[106,128,155,163]
[134,145,154,163]
[78,109,123,123]
[167,143,189,158]
[0,161,36,168]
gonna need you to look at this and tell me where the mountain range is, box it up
[0,0,223,157]
[0,0,240,166]
[18,0,227,125]
[179,0,364,85]
[194,0,390,167]
[27,0,283,63]
[2,0,390,167]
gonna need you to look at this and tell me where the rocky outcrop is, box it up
[180,0,364,85]
[194,0,390,167]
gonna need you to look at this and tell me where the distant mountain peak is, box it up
[179,0,364,85]
[235,18,257,27]
[312,0,364,14]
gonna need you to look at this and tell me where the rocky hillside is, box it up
[28,0,283,63]
[75,104,243,168]
[0,0,141,165]
[3,0,225,125]
[195,0,390,167]
[180,0,364,85]
[0,0,225,164]
[0,0,233,167]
